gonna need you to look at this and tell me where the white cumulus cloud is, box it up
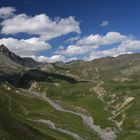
[31,55,78,63]
[59,44,98,56]
[0,7,16,18]
[58,32,127,56]
[77,32,127,46]
[86,38,140,61]
[1,13,81,40]
[32,55,64,63]
[57,32,140,60]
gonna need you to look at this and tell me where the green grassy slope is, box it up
[0,83,99,140]
[1,53,140,140]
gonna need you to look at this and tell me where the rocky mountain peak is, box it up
[0,44,11,55]
[0,44,42,68]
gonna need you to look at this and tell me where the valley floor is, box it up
[0,72,140,140]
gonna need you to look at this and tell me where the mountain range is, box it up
[0,44,140,140]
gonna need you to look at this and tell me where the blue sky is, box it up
[0,0,140,62]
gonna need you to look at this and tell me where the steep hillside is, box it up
[0,45,140,140]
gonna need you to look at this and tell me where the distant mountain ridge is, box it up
[1,43,140,75]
